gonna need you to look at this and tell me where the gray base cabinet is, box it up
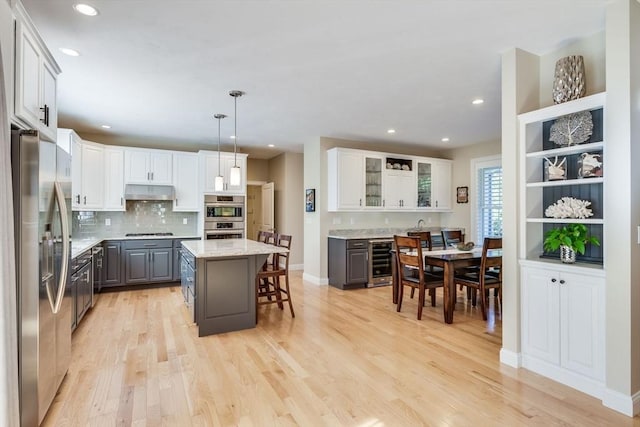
[174,238,200,281]
[102,241,123,287]
[124,240,173,284]
[180,250,196,322]
[328,238,368,289]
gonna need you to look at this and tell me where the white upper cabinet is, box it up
[431,159,452,211]
[71,140,104,210]
[327,148,364,211]
[14,2,60,142]
[327,148,450,212]
[173,152,199,211]
[103,147,125,211]
[383,157,416,209]
[124,148,173,185]
[200,151,247,195]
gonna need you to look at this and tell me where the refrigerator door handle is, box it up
[52,182,70,314]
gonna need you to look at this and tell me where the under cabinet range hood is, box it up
[124,184,176,201]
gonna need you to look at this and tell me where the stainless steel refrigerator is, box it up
[12,129,72,426]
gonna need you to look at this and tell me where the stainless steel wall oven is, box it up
[204,195,245,239]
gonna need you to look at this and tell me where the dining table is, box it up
[391,247,502,324]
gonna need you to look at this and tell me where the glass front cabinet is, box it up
[364,156,383,208]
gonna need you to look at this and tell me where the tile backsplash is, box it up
[73,201,198,238]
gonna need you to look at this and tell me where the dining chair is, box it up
[256,234,295,320]
[453,237,502,320]
[441,229,464,248]
[394,235,444,320]
[406,231,443,298]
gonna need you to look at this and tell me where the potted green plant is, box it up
[543,223,600,263]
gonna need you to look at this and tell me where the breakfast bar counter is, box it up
[181,239,288,336]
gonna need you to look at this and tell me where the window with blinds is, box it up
[476,166,503,242]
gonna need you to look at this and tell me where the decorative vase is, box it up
[552,55,586,104]
[560,245,576,263]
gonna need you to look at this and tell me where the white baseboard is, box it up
[288,263,303,271]
[602,388,640,417]
[522,356,603,400]
[302,272,328,286]
[499,348,521,368]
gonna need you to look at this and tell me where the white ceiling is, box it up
[21,0,607,159]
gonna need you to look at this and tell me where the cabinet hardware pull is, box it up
[551,278,557,283]
[559,279,565,284]
[176,198,178,206]
[151,172,154,181]
[121,197,123,206]
[83,196,86,204]
[76,195,80,204]
[144,244,157,247]
[359,198,362,206]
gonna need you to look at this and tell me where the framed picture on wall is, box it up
[456,186,468,203]
[305,188,315,212]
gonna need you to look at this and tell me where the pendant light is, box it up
[229,90,244,186]
[213,113,227,191]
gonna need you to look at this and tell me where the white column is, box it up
[602,0,640,416]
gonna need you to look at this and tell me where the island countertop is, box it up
[182,238,288,258]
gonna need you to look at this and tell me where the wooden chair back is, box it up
[276,234,292,270]
[394,235,424,283]
[442,230,464,248]
[480,237,502,275]
[407,231,433,251]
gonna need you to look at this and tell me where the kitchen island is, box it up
[181,239,288,337]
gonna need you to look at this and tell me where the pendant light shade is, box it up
[229,90,244,186]
[213,113,226,192]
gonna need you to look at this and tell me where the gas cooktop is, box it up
[125,232,174,237]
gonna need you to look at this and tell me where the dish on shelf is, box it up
[401,164,410,171]
[393,163,401,169]
[386,163,393,169]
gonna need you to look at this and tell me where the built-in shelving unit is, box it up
[519,92,605,265]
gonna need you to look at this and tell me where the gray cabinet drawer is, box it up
[123,239,172,250]
[346,239,368,249]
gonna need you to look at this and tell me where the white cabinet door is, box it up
[149,151,172,184]
[521,266,561,365]
[80,143,104,209]
[384,170,416,209]
[14,19,42,129]
[124,150,151,184]
[201,153,220,193]
[103,147,125,211]
[173,153,199,211]
[124,149,172,184]
[14,6,60,142]
[70,132,83,210]
[522,263,605,383]
[363,155,384,209]
[432,160,452,210]
[40,60,57,141]
[560,271,605,380]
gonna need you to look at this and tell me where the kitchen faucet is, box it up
[417,219,425,229]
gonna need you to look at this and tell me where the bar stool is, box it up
[256,234,294,319]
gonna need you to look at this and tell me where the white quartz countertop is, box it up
[327,227,464,240]
[71,239,102,259]
[182,239,288,258]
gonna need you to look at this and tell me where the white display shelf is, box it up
[526,141,604,159]
[525,218,604,224]
[526,177,603,188]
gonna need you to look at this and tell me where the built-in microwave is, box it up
[204,195,244,222]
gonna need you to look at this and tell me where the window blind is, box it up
[476,166,503,242]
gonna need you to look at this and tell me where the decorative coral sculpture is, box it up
[544,197,593,219]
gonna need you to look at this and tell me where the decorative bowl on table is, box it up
[456,242,475,251]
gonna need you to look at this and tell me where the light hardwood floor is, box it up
[43,271,638,426]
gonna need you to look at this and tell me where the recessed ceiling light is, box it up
[101,124,111,129]
[441,137,450,142]
[73,3,99,16]
[59,48,80,57]
[472,98,484,105]
[268,144,275,148]
[387,129,396,134]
